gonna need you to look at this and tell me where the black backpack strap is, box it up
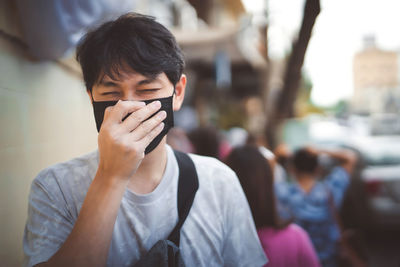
[167,150,199,246]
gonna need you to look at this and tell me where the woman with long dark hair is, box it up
[226,145,320,267]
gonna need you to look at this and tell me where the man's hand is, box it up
[98,100,166,181]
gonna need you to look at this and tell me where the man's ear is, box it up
[173,74,186,111]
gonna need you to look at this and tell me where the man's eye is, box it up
[137,89,161,94]
[102,92,120,96]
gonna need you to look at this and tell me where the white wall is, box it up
[0,1,97,265]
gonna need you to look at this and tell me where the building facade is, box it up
[352,37,400,114]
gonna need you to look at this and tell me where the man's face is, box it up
[89,70,186,154]
[91,71,175,102]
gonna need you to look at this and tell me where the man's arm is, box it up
[318,148,357,175]
[35,100,166,267]
[34,169,129,267]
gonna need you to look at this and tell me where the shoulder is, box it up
[287,224,320,266]
[262,224,308,241]
[324,166,350,188]
[282,224,316,252]
[187,153,244,205]
[328,166,349,178]
[257,224,312,252]
[286,224,309,238]
[189,153,237,183]
[32,150,98,196]
[189,154,235,176]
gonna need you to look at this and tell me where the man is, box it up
[275,146,357,267]
[22,13,267,267]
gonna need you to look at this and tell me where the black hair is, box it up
[76,12,185,92]
[226,145,290,229]
[292,148,318,174]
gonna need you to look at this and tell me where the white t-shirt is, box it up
[23,145,267,267]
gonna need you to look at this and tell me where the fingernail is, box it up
[158,122,165,129]
[157,111,167,119]
[151,101,161,108]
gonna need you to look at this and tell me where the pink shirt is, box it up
[257,224,320,267]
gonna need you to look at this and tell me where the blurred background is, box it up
[1,0,399,266]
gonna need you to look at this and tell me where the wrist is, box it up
[94,168,130,189]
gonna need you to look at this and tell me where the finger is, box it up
[136,122,165,148]
[130,110,167,141]
[105,100,146,124]
[120,100,162,132]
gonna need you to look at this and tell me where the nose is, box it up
[120,90,138,102]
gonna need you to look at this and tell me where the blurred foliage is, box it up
[295,72,325,117]
[324,100,351,117]
[216,95,247,130]
[294,74,351,118]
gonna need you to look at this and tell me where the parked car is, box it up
[352,136,400,230]
[308,135,400,231]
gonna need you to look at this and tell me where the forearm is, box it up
[38,171,129,267]
[319,148,357,174]
[321,149,356,163]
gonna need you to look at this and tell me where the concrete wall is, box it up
[0,1,97,266]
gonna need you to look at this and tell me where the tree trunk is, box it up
[266,0,321,148]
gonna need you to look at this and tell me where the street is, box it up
[366,230,400,267]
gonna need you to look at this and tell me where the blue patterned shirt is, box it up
[275,167,350,266]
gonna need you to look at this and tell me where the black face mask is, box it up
[92,95,174,154]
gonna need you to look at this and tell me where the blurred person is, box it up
[225,126,248,148]
[246,132,275,161]
[218,135,232,162]
[273,143,293,183]
[188,126,221,159]
[226,145,321,267]
[275,146,357,267]
[274,143,292,173]
[246,133,287,183]
[22,13,267,267]
[166,127,194,153]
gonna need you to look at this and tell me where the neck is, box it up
[296,172,316,193]
[127,138,168,194]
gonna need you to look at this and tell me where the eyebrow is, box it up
[97,74,161,87]
[98,80,119,87]
[136,75,160,86]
